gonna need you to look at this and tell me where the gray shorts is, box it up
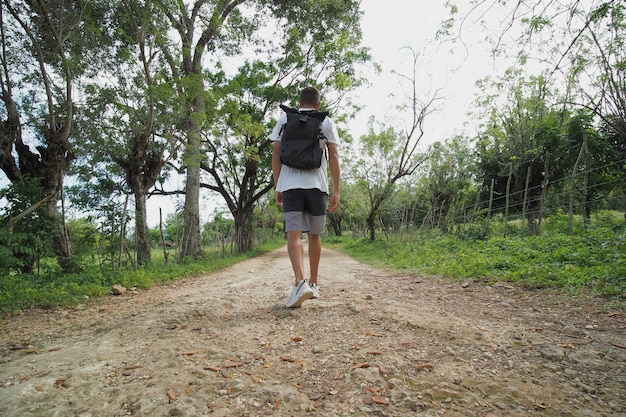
[283,189,327,235]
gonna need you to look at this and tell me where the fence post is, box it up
[569,131,588,234]
[522,166,531,238]
[487,178,495,232]
[538,151,550,234]
[159,208,169,266]
[583,130,591,227]
[504,162,513,238]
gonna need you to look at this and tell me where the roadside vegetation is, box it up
[330,211,625,300]
[0,237,285,315]
[2,210,623,315]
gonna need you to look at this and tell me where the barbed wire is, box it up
[375,157,625,230]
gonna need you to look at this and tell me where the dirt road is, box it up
[1,246,624,416]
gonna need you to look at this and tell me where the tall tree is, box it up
[201,2,370,252]
[0,0,105,272]
[474,72,569,233]
[443,0,626,171]
[76,0,182,265]
[564,2,626,151]
[352,48,438,240]
[422,136,476,232]
[565,111,620,224]
[156,0,368,258]
[157,0,261,260]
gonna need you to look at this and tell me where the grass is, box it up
[2,211,625,315]
[327,214,626,300]
[0,238,285,315]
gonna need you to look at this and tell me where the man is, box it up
[271,86,341,308]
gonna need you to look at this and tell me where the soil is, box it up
[1,246,625,417]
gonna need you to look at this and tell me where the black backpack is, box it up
[278,104,328,170]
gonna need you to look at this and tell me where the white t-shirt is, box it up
[270,108,340,193]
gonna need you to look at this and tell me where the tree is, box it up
[422,136,477,232]
[0,0,105,272]
[565,111,621,224]
[201,7,370,252]
[154,0,245,260]
[442,1,626,225]
[76,0,182,265]
[154,0,369,256]
[352,47,439,240]
[443,0,626,175]
[474,72,569,234]
[199,64,277,253]
[544,1,625,145]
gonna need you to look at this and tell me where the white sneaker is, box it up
[310,283,320,299]
[286,280,314,308]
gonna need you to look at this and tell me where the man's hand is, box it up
[328,193,340,213]
[275,191,284,207]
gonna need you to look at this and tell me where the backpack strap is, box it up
[280,104,328,120]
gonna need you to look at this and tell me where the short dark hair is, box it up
[300,86,321,106]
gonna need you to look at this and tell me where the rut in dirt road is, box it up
[1,246,625,417]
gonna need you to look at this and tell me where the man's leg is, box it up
[287,230,305,286]
[307,233,322,286]
[285,229,314,308]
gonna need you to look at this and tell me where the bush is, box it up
[0,237,286,314]
[338,216,625,299]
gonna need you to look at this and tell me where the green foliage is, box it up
[0,272,108,312]
[337,213,626,299]
[0,182,56,273]
[202,212,235,245]
[0,237,285,314]
[0,225,35,273]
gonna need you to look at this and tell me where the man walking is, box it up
[271,86,341,308]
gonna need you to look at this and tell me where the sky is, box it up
[348,0,497,145]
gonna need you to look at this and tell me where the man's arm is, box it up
[272,140,283,207]
[327,142,340,213]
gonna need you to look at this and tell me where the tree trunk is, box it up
[367,213,376,241]
[328,212,342,236]
[45,199,78,273]
[179,119,204,260]
[235,211,255,253]
[0,97,22,182]
[134,192,151,265]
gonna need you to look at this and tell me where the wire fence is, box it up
[370,157,626,238]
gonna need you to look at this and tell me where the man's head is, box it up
[299,86,321,109]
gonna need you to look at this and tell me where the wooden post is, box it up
[504,162,513,237]
[538,151,550,234]
[119,195,129,269]
[583,130,591,227]
[569,132,588,234]
[110,208,116,271]
[521,166,531,238]
[487,178,495,232]
[159,208,169,265]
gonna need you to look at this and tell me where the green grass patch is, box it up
[0,238,285,314]
[334,225,625,299]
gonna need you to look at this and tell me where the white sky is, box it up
[348,0,505,146]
